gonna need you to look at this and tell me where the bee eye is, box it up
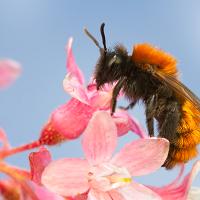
[108,55,121,67]
[108,55,117,67]
[115,56,121,64]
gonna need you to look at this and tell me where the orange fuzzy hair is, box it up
[166,100,200,168]
[132,43,179,78]
[176,100,200,146]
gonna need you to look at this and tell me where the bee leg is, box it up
[146,110,154,137]
[119,100,136,110]
[111,78,126,115]
[145,96,155,137]
[159,101,180,143]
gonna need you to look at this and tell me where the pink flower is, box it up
[1,39,140,157]
[31,182,65,200]
[28,147,66,200]
[48,38,146,140]
[29,147,52,185]
[0,59,21,88]
[112,109,146,137]
[149,161,200,200]
[0,145,64,200]
[28,147,65,200]
[42,111,169,199]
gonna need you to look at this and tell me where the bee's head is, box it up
[84,23,129,89]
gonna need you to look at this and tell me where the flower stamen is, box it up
[119,177,132,183]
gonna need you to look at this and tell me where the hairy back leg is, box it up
[158,101,181,143]
[145,95,157,137]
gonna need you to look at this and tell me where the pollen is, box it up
[119,177,132,183]
[108,174,132,184]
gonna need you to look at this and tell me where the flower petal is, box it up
[51,98,95,139]
[148,161,200,200]
[66,37,84,85]
[87,83,113,110]
[117,182,161,200]
[184,161,200,196]
[0,59,21,88]
[112,109,147,138]
[82,111,117,165]
[88,189,113,200]
[29,147,52,185]
[108,190,125,200]
[188,187,200,200]
[89,90,112,110]
[111,138,169,176]
[63,38,88,104]
[31,182,65,200]
[72,192,88,200]
[63,73,89,104]
[42,158,89,197]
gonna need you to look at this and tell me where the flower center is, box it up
[88,163,132,192]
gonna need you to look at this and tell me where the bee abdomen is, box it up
[163,145,198,169]
[175,129,200,148]
[163,100,200,169]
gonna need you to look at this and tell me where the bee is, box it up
[84,23,200,169]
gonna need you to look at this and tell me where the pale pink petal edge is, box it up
[82,111,117,165]
[111,138,169,176]
[41,158,89,197]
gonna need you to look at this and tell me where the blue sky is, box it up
[0,0,199,187]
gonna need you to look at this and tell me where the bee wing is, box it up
[155,71,200,111]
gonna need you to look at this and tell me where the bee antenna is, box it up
[100,23,107,53]
[84,27,102,50]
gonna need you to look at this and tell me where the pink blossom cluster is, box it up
[0,38,199,200]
